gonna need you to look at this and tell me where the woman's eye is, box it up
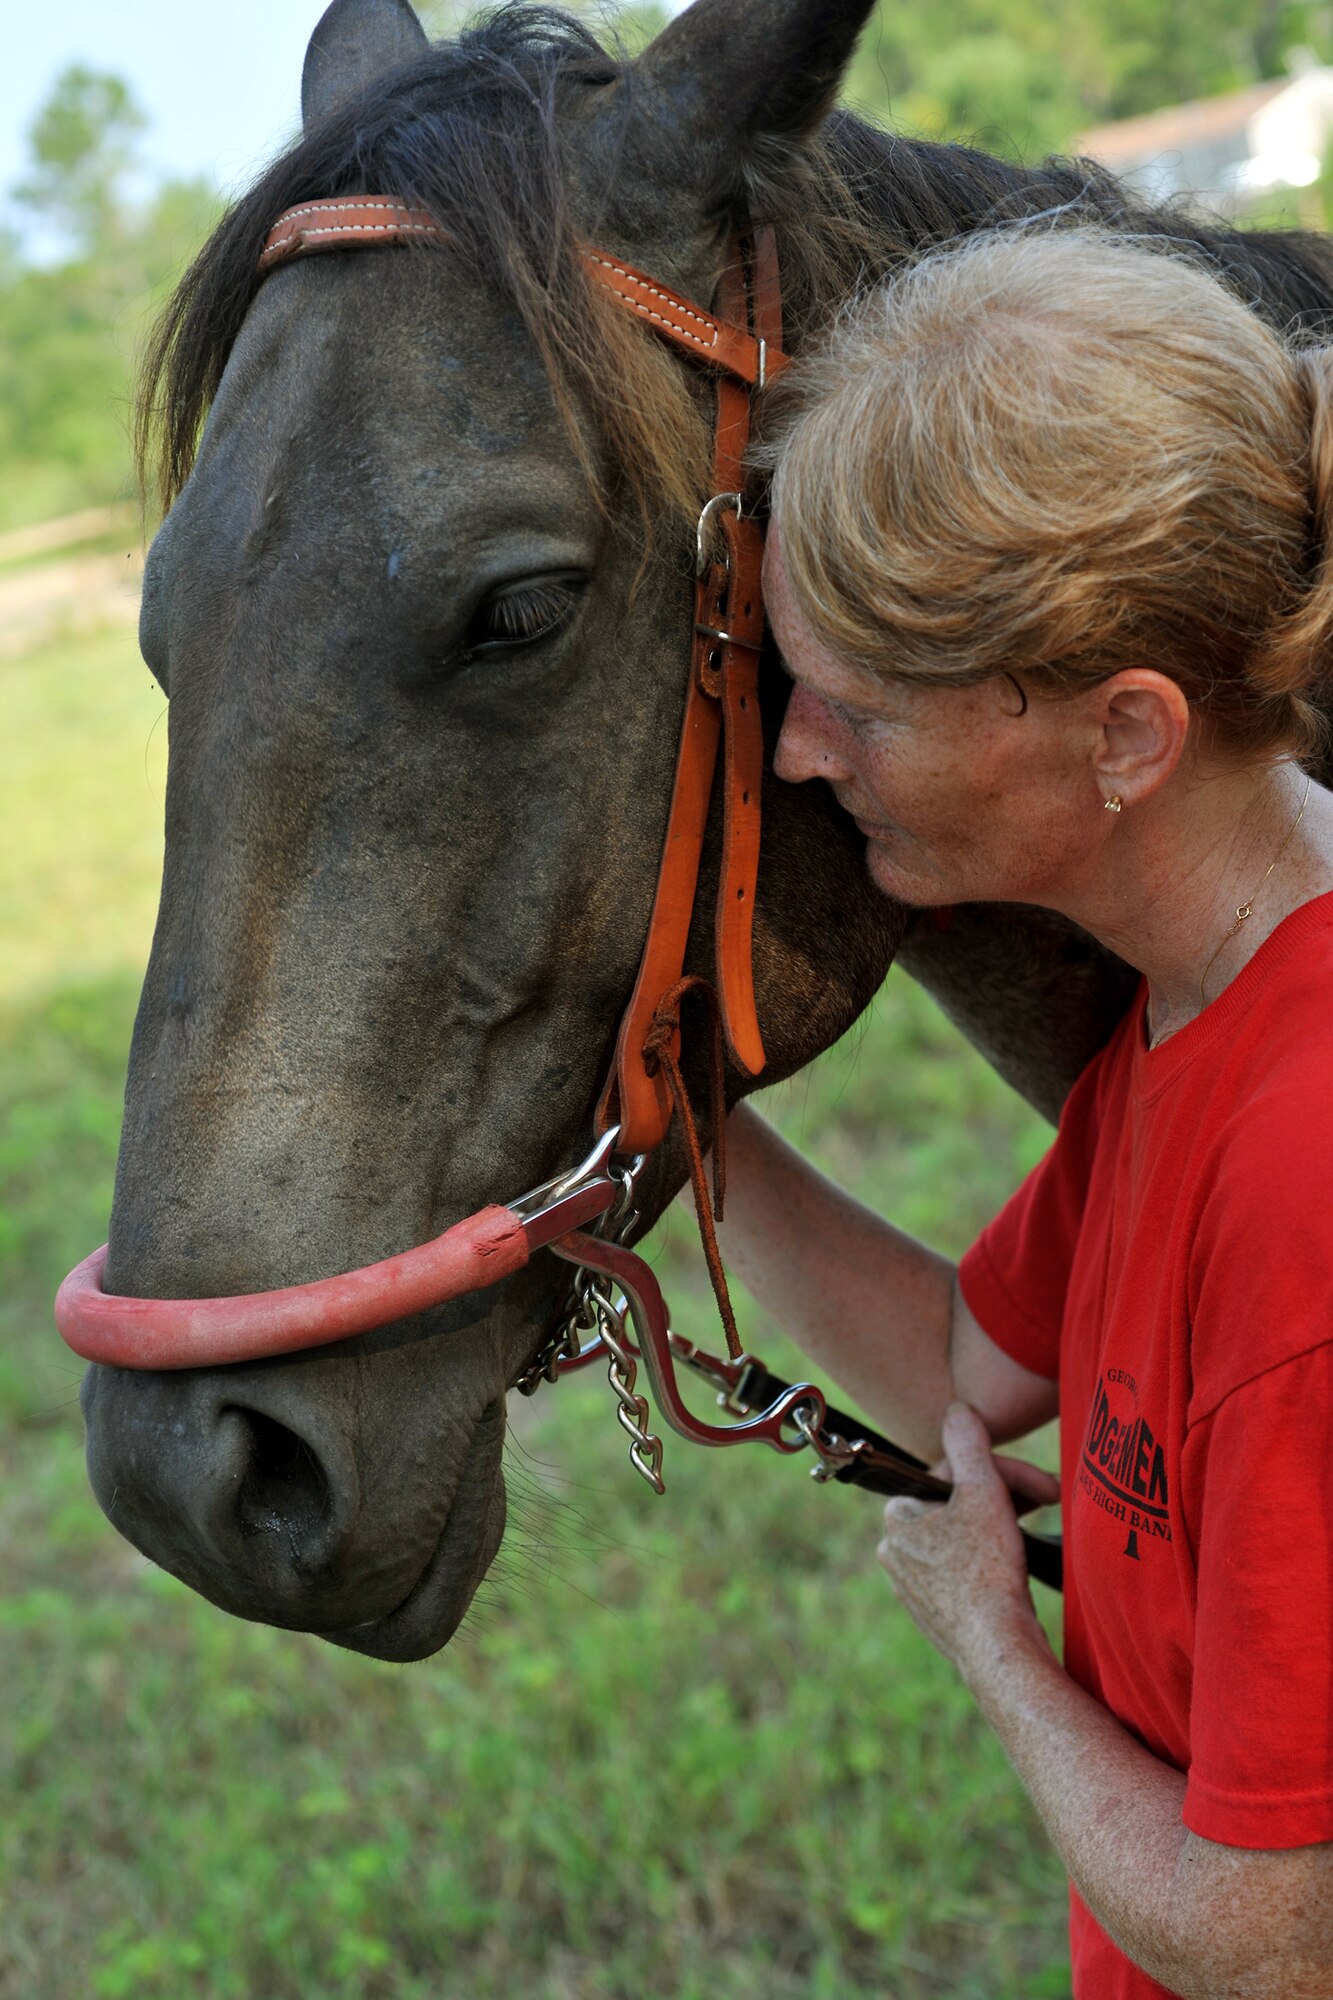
[464,574,586,657]
[833,698,870,735]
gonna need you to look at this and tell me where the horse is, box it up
[77,0,1333,1661]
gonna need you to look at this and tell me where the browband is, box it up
[259,197,781,390]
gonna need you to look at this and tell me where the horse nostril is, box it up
[229,1408,331,1544]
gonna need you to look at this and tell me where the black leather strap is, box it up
[730,1359,1064,1591]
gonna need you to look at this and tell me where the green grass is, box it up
[2,623,166,1000]
[0,617,1069,1999]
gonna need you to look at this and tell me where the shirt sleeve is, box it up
[957,1046,1109,1381]
[1183,1342,1333,1848]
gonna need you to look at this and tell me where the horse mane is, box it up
[770,112,1333,338]
[139,2,1333,529]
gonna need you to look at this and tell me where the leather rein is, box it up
[53,198,1062,1590]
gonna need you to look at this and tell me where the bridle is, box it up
[54,198,1062,1591]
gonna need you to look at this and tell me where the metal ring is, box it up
[789,1401,820,1451]
[514,1124,621,1216]
[790,1401,853,1463]
[695,493,744,579]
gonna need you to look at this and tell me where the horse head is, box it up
[80,0,924,1660]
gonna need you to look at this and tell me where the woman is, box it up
[726,230,1333,1997]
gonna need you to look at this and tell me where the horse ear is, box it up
[301,0,428,131]
[630,0,878,185]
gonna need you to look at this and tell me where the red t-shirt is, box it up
[958,892,1333,2000]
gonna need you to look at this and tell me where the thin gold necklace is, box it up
[1148,774,1313,1050]
[1196,772,1313,1009]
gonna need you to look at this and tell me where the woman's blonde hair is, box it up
[766,227,1333,760]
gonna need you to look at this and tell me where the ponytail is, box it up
[1248,347,1333,764]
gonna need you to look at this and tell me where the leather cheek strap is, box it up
[712,503,765,1079]
[596,240,779,1152]
[596,645,727,1151]
[709,232,782,1080]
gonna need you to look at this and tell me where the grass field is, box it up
[1,618,1069,1999]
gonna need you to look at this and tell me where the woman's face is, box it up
[766,535,1095,910]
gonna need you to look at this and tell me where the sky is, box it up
[2,1,318,253]
[0,0,678,259]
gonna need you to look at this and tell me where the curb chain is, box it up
[513,1158,666,1492]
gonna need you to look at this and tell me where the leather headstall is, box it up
[261,196,786,1155]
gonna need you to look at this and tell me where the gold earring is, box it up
[1104,794,1123,813]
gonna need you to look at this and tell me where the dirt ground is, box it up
[0,507,144,658]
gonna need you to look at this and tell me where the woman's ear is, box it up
[1089,670,1191,806]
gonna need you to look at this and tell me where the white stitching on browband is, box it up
[608,294,718,354]
[263,223,443,262]
[272,200,432,225]
[584,252,718,338]
[291,223,440,240]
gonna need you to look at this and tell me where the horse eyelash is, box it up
[479,579,582,648]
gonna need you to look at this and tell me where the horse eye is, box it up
[465,573,586,657]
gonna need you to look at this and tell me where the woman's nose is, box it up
[774,681,853,786]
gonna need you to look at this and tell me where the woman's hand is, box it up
[876,1401,1059,1682]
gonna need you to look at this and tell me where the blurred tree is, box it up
[844,1,1085,158]
[13,66,147,257]
[899,34,1082,158]
[0,60,238,524]
[843,0,1333,154]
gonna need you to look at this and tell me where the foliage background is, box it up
[2,2,1321,1993]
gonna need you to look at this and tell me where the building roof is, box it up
[1076,79,1287,172]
